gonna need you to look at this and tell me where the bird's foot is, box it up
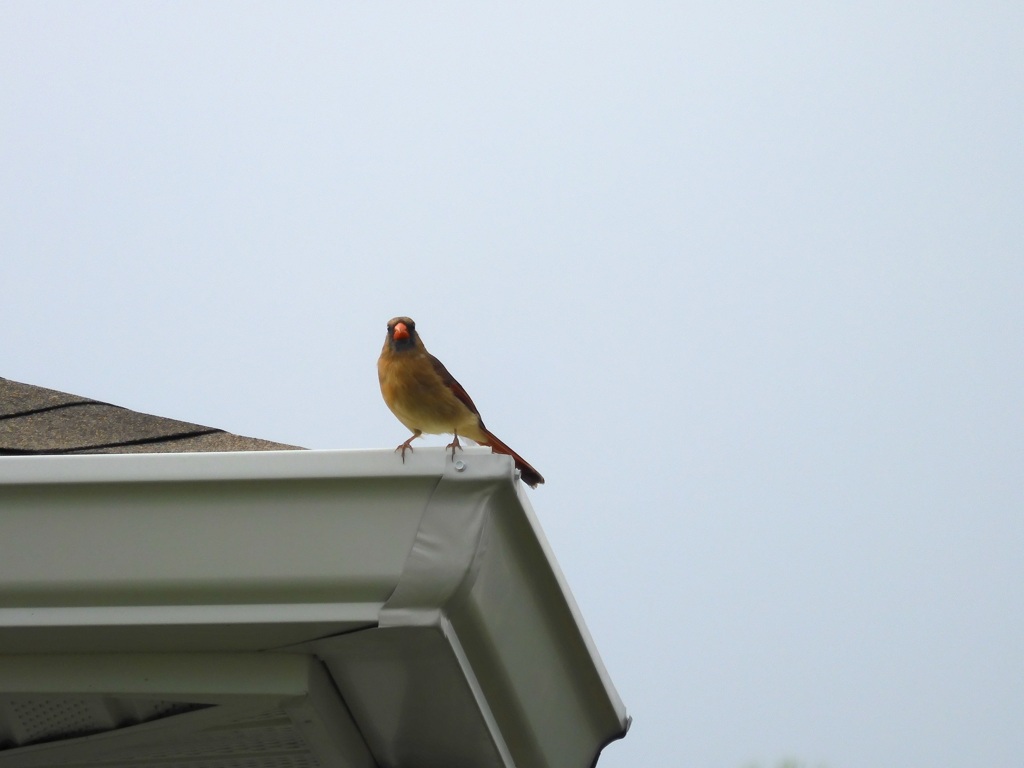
[395,434,420,463]
[446,432,463,461]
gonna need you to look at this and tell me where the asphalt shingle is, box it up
[0,378,95,417]
[0,377,301,454]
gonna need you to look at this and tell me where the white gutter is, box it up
[0,448,628,768]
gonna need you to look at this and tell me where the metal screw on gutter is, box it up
[454,459,466,472]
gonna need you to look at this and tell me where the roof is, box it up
[0,377,299,454]
[0,380,629,767]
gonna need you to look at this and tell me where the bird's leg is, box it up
[446,430,463,461]
[395,430,422,463]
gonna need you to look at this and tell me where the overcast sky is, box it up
[3,3,1022,767]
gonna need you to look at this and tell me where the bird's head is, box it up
[385,316,419,352]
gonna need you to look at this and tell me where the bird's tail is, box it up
[479,428,545,488]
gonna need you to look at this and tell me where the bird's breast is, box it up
[378,351,479,436]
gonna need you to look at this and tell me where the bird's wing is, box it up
[428,353,481,417]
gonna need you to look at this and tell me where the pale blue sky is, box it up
[3,3,1023,766]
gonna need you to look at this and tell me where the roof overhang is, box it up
[0,448,629,767]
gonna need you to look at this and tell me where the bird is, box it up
[378,316,545,488]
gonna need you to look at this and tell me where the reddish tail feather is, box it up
[479,428,545,488]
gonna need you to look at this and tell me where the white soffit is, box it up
[0,448,629,768]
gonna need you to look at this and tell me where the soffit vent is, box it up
[0,696,207,748]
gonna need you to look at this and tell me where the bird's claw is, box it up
[395,438,417,463]
[446,432,463,461]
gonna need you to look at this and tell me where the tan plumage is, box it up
[378,316,544,488]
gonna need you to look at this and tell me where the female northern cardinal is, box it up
[377,316,544,488]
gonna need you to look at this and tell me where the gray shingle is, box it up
[70,432,297,453]
[0,377,302,454]
[0,378,95,417]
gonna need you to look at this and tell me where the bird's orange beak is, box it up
[393,322,410,341]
